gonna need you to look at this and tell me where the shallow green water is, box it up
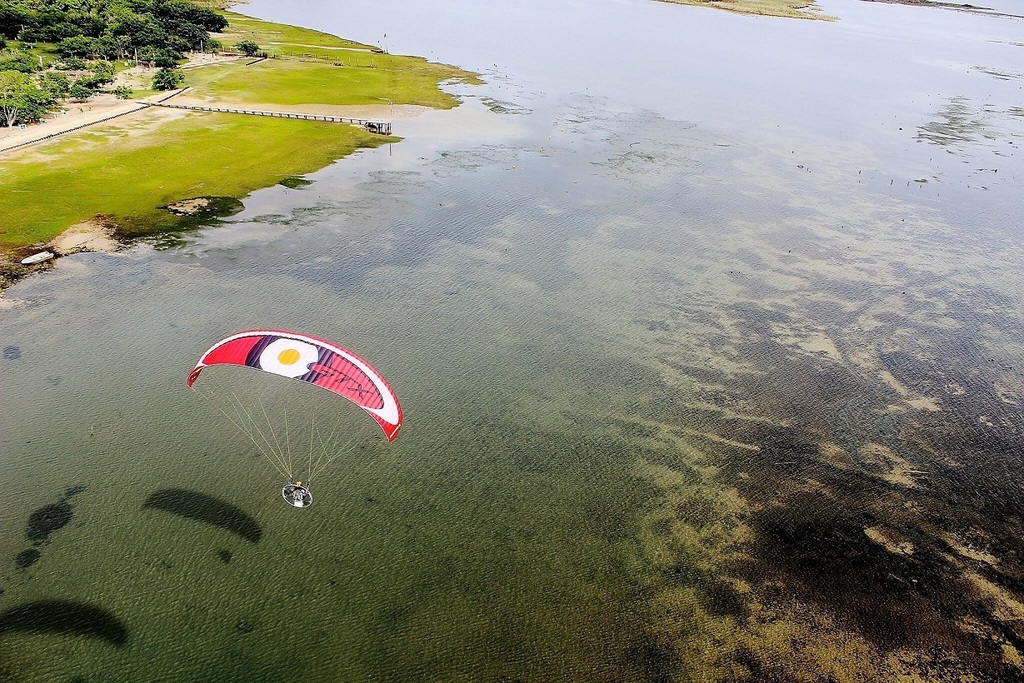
[3,0,1024,679]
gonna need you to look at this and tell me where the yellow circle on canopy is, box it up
[278,348,301,365]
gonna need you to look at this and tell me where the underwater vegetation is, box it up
[13,485,85,569]
[26,502,73,546]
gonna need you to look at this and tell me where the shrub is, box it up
[152,66,183,90]
[69,81,93,101]
[235,40,259,57]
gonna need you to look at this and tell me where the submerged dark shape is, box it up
[26,502,73,545]
[0,600,128,646]
[3,345,20,360]
[62,484,86,501]
[143,489,262,543]
[15,548,40,569]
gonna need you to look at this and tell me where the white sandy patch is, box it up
[49,218,118,255]
[165,198,211,215]
[178,53,244,69]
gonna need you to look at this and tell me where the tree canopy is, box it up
[0,0,228,57]
[0,0,229,124]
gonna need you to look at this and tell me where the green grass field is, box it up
[0,12,479,257]
[217,12,375,54]
[195,12,482,108]
[184,56,469,109]
[0,111,392,248]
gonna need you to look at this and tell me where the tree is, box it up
[21,19,81,43]
[152,0,227,32]
[57,55,87,70]
[0,69,51,125]
[151,66,183,90]
[37,71,70,100]
[56,34,96,58]
[68,81,92,101]
[138,45,180,67]
[17,83,52,122]
[113,84,132,99]
[0,69,30,126]
[107,11,167,49]
[0,48,37,73]
[235,40,258,57]
[0,2,31,40]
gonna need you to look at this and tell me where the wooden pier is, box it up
[142,101,392,135]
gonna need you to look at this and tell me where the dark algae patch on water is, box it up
[14,487,86,569]
[25,502,73,545]
[14,549,40,569]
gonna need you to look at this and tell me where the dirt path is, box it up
[0,97,149,153]
[0,54,241,155]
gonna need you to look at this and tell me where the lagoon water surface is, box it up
[3,0,1024,679]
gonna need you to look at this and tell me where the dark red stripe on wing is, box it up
[308,351,384,410]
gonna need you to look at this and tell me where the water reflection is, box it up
[917,95,998,147]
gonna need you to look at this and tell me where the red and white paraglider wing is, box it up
[187,329,402,441]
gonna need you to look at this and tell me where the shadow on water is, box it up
[142,489,262,543]
[0,600,128,646]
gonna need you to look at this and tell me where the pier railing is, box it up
[142,101,391,134]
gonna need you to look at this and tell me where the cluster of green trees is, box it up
[0,0,227,126]
[1,0,227,61]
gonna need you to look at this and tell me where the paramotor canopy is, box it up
[187,329,402,441]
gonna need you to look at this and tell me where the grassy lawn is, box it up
[192,12,481,109]
[0,12,479,257]
[217,12,376,54]
[184,57,470,109]
[0,111,391,249]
